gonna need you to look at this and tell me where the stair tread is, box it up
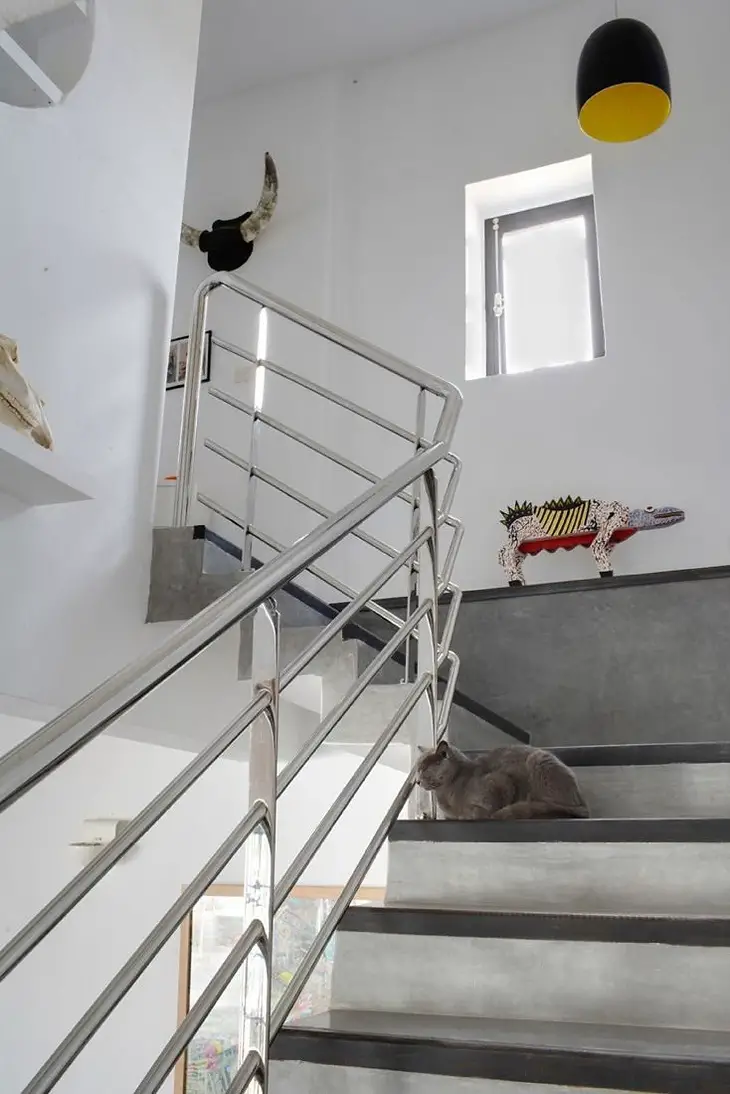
[339,905,730,944]
[273,1010,730,1092]
[462,742,730,768]
[390,817,730,843]
[277,1009,730,1059]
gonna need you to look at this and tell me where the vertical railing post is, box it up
[173,281,216,528]
[239,599,279,1093]
[412,467,440,819]
[403,388,426,684]
[240,307,269,572]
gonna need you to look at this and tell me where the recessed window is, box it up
[484,196,604,376]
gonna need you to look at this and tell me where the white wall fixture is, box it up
[0,0,93,107]
[70,817,132,866]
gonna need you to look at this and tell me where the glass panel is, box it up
[183,888,382,1093]
[502,215,593,374]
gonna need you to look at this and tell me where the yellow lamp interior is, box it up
[579,81,671,142]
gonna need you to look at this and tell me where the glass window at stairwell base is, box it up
[484,196,605,376]
[175,884,384,1094]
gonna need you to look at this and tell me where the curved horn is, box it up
[240,153,278,244]
[181,223,202,249]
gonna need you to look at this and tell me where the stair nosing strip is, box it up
[389,817,730,843]
[337,906,730,945]
[271,1025,730,1093]
[463,743,730,768]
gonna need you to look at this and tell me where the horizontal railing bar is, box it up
[21,802,269,1094]
[203,439,406,567]
[441,518,464,591]
[211,336,258,365]
[276,600,431,796]
[226,1050,265,1094]
[208,388,419,507]
[0,442,448,812]
[207,384,461,526]
[194,273,462,448]
[134,920,266,1094]
[270,768,417,1036]
[256,464,405,568]
[200,273,461,416]
[438,651,460,736]
[258,413,416,504]
[263,357,416,443]
[0,691,269,985]
[204,437,250,471]
[437,585,462,668]
[442,454,462,515]
[197,508,407,633]
[208,386,254,415]
[250,527,407,632]
[275,674,430,911]
[280,530,432,688]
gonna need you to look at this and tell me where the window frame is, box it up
[484,195,605,377]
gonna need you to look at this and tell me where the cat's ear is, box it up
[416,745,427,755]
[436,740,449,757]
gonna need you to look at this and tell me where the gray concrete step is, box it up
[385,818,730,915]
[457,743,730,819]
[270,1009,730,1093]
[331,907,730,1032]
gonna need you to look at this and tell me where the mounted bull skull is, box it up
[181,153,278,272]
[0,334,53,450]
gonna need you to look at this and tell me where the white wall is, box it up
[0,713,401,1093]
[0,0,203,711]
[177,0,730,590]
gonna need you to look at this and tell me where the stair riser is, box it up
[387,841,730,915]
[238,621,354,680]
[331,932,730,1031]
[271,1061,628,1094]
[575,765,730,819]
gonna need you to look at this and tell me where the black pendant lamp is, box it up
[577,15,671,142]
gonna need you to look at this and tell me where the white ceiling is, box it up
[196,0,570,102]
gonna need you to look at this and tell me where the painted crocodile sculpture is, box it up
[498,496,684,586]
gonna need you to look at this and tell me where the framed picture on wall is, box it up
[166,330,212,391]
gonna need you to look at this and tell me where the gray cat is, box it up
[416,741,589,820]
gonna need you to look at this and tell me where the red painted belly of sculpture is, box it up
[519,528,638,556]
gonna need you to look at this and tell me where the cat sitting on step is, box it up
[416,741,589,821]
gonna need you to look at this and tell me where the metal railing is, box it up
[0,274,465,1094]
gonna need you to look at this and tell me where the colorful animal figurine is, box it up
[498,496,684,586]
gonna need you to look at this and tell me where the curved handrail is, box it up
[2,273,467,1094]
[0,443,455,814]
[174,272,461,527]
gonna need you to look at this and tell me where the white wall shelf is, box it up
[0,426,93,517]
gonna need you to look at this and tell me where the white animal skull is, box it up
[0,334,53,450]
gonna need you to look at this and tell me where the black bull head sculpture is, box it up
[180,153,278,272]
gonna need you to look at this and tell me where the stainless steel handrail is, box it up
[274,674,431,910]
[205,380,461,525]
[135,918,266,1094]
[270,765,419,1038]
[203,437,408,567]
[2,275,467,1094]
[173,272,460,527]
[0,443,449,814]
[276,600,433,796]
[21,801,269,1094]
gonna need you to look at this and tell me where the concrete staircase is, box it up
[146,525,516,759]
[270,742,730,1093]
